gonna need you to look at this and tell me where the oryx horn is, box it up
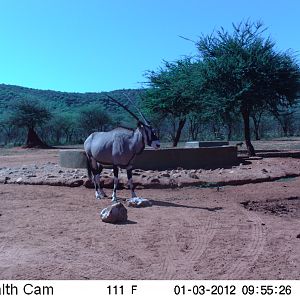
[123,93,150,126]
[105,94,142,123]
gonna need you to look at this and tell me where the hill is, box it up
[0,83,143,114]
[0,83,299,147]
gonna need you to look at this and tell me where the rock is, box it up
[173,174,182,178]
[169,178,178,188]
[132,171,142,176]
[47,174,57,178]
[100,202,128,223]
[16,177,23,183]
[0,176,10,184]
[127,197,152,208]
[161,173,170,177]
[189,172,199,179]
[102,177,114,188]
[84,179,94,188]
[68,179,84,187]
[150,178,160,184]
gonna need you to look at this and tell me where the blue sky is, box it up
[0,0,299,93]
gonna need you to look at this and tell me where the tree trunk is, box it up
[227,126,232,141]
[242,111,256,156]
[55,131,61,144]
[226,122,232,141]
[254,126,260,140]
[172,118,186,147]
[282,118,290,137]
[252,117,260,140]
[188,115,200,141]
[24,127,49,148]
[251,114,262,140]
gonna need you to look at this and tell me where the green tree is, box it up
[78,104,112,136]
[43,112,77,145]
[0,113,15,144]
[250,106,265,140]
[8,99,52,148]
[271,106,296,137]
[145,58,203,146]
[197,21,300,155]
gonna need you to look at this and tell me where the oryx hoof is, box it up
[111,197,118,203]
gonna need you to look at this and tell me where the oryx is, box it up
[84,95,160,202]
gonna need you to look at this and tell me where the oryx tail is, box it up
[86,155,93,180]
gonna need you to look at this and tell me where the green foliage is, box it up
[197,20,300,114]
[145,58,202,118]
[144,58,205,146]
[78,104,113,134]
[0,83,142,115]
[1,20,300,148]
[43,112,77,144]
[0,84,144,145]
[8,99,52,129]
[196,20,300,154]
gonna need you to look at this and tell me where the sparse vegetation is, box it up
[7,99,51,148]
[0,21,299,151]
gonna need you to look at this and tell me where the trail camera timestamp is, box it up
[173,284,292,296]
[174,284,236,296]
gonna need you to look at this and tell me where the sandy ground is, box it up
[0,147,300,280]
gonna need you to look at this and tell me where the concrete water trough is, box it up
[59,146,238,171]
[185,141,229,148]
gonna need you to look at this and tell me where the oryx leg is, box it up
[112,165,119,202]
[127,166,137,198]
[91,159,107,199]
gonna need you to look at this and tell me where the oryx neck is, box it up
[131,128,145,154]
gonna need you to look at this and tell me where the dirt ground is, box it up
[0,147,300,280]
